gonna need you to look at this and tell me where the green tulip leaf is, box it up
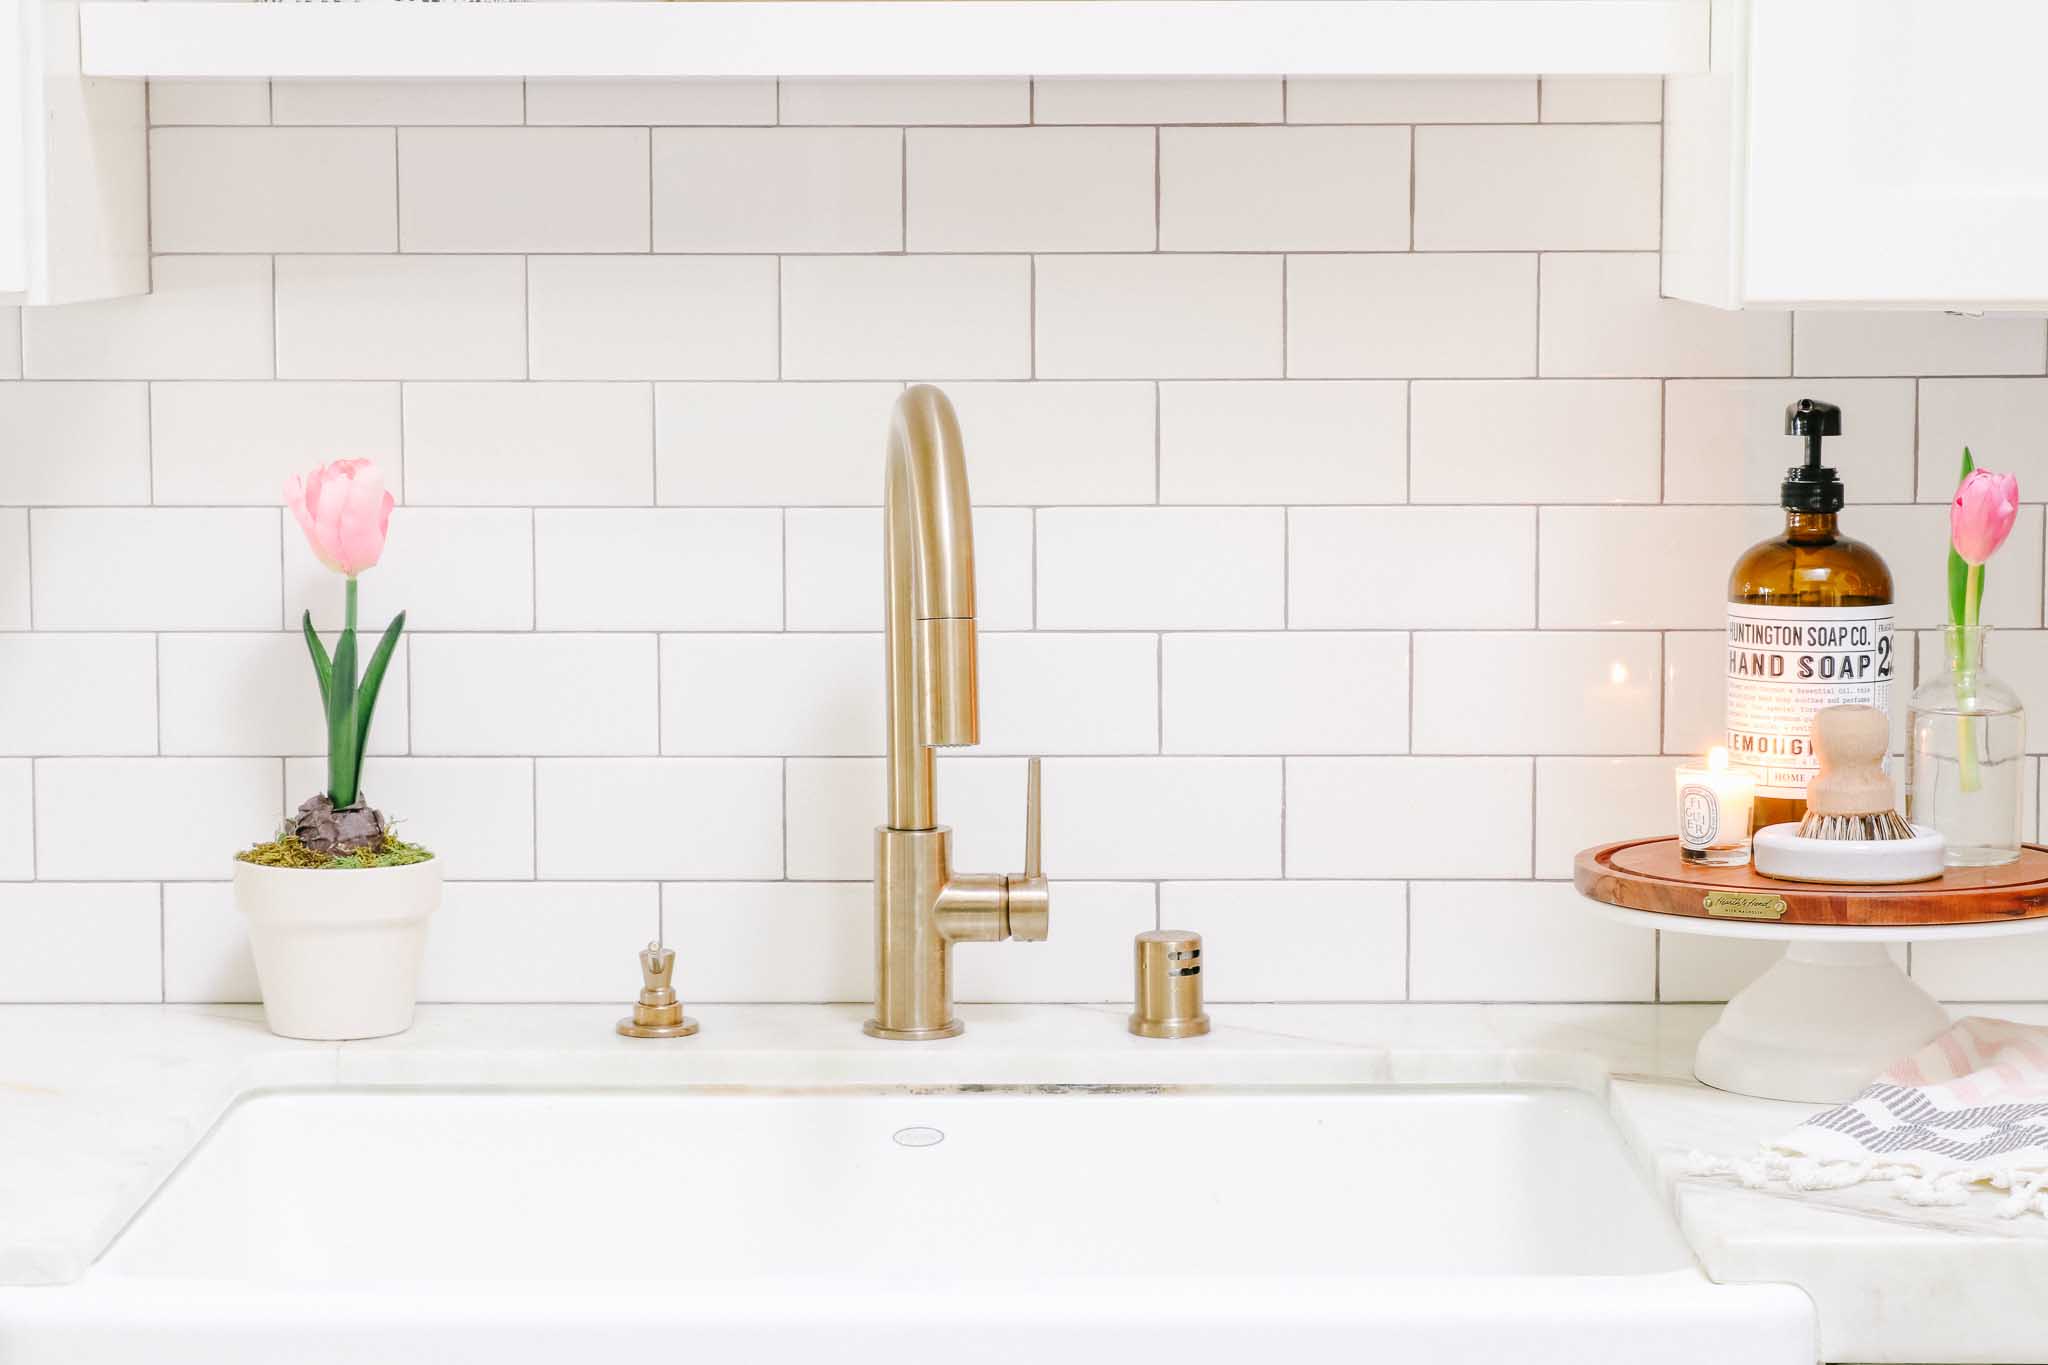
[327,626,359,809]
[351,611,407,777]
[300,609,332,707]
[1948,446,1977,629]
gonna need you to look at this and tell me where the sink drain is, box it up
[892,1126,945,1148]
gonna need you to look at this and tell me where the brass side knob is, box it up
[617,942,699,1039]
[1129,930,1209,1040]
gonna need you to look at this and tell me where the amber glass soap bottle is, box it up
[1726,399,1895,833]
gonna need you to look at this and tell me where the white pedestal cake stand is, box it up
[1578,902,2048,1102]
[1575,838,2048,1103]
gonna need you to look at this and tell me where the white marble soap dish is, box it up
[1752,822,1947,884]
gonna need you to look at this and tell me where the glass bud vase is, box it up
[1904,625,2026,867]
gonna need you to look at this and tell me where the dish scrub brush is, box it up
[1797,704,1915,841]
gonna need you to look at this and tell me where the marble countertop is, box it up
[4,1000,2045,1363]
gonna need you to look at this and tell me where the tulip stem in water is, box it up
[1958,565,1983,796]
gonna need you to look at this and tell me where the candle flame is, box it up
[1707,746,1729,772]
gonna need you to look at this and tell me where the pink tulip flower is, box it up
[284,459,393,578]
[1951,468,2020,566]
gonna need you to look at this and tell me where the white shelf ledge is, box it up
[79,1,1708,81]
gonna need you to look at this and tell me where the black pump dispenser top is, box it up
[1781,397,1845,512]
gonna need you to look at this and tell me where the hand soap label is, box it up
[1725,603,1893,799]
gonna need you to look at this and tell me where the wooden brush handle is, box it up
[1806,704,1894,817]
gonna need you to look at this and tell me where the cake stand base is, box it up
[1694,941,1948,1103]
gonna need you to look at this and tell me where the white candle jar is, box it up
[1676,750,1755,867]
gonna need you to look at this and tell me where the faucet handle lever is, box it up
[1024,756,1041,880]
[1004,758,1049,942]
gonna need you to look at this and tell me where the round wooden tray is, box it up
[1575,837,2048,926]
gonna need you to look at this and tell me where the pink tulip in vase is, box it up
[232,459,440,1039]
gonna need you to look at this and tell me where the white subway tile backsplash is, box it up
[1412,633,1660,755]
[400,128,651,253]
[953,881,1155,1003]
[287,508,533,633]
[37,759,281,880]
[1159,381,1405,504]
[536,758,781,879]
[1858,503,2044,628]
[1660,936,1784,1004]
[0,514,26,629]
[661,634,880,755]
[1044,757,1279,879]
[1539,506,1763,629]
[1409,882,1654,1002]
[657,382,899,506]
[1913,932,2048,1003]
[420,882,655,1002]
[1539,77,1663,122]
[535,509,781,630]
[523,80,777,127]
[785,757,880,881]
[1037,255,1282,380]
[272,81,522,126]
[1662,630,1724,757]
[0,762,31,879]
[403,383,653,506]
[0,637,156,756]
[1288,507,1537,630]
[1287,254,1537,379]
[783,507,1031,632]
[1916,379,2048,500]
[152,382,402,506]
[977,633,1158,755]
[1534,757,1676,877]
[1414,125,1660,250]
[148,80,269,127]
[24,256,273,380]
[163,883,257,1004]
[1288,757,1531,879]
[150,128,396,253]
[528,256,779,381]
[0,885,161,1001]
[160,634,406,757]
[662,881,868,1002]
[655,129,901,253]
[1037,507,1283,629]
[782,256,1032,380]
[1285,78,1536,124]
[275,255,526,380]
[1034,78,1281,125]
[411,634,658,755]
[1410,381,1661,503]
[32,509,281,630]
[1163,633,1407,755]
[778,80,1027,126]
[1539,254,1789,378]
[1160,881,1407,1002]
[908,128,1153,253]
[1794,311,2045,378]
[286,756,534,880]
[941,382,1156,506]
[1663,379,1917,504]
[0,308,19,378]
[0,383,150,504]
[1161,127,1408,252]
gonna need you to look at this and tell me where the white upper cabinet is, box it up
[1665,0,2048,311]
[1,0,147,305]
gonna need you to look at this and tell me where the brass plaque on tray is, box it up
[1702,891,1787,921]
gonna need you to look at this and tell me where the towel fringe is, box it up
[1688,1148,2048,1218]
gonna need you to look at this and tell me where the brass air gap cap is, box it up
[1129,929,1210,1040]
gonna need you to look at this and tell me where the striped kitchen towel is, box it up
[1690,1016,2048,1218]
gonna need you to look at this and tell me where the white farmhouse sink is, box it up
[0,1085,1811,1364]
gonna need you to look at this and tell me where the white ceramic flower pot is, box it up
[233,857,441,1041]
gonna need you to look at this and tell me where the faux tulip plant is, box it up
[260,458,416,863]
[1946,450,2021,793]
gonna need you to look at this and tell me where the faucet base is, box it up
[861,1018,965,1042]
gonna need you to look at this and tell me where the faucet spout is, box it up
[868,385,1048,1041]
[884,385,979,829]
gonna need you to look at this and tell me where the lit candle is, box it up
[1675,747,1755,867]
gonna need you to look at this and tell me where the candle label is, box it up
[1678,783,1721,848]
[1725,602,1893,799]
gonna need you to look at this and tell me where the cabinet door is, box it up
[1743,0,2048,308]
[0,0,28,296]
